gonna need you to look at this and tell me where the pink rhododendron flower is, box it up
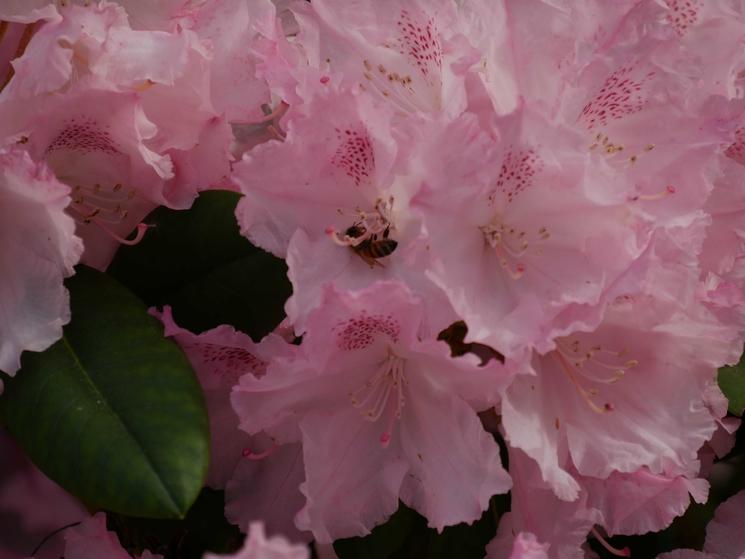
[225,439,309,544]
[203,522,308,559]
[412,109,650,358]
[2,0,745,555]
[152,305,295,487]
[151,306,309,542]
[0,1,240,268]
[0,148,82,377]
[232,281,511,542]
[175,0,275,124]
[233,85,456,334]
[487,448,602,559]
[283,0,481,117]
[501,293,735,501]
[488,445,711,559]
[0,84,171,270]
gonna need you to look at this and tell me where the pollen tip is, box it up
[604,402,615,412]
[666,184,676,194]
[380,432,391,447]
[320,76,330,84]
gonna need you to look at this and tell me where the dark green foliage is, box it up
[109,190,291,340]
[0,267,209,518]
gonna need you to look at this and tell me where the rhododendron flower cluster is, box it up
[1,1,745,558]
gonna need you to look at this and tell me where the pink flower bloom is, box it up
[234,87,398,258]
[0,85,171,270]
[153,306,295,486]
[0,2,241,268]
[225,439,309,544]
[231,281,511,542]
[177,0,275,124]
[502,294,736,501]
[233,87,455,333]
[412,109,650,358]
[203,522,308,559]
[0,148,82,377]
[264,0,481,117]
[152,306,308,541]
[487,449,602,559]
[583,468,708,537]
[489,446,706,559]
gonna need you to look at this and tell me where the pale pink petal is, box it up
[398,373,511,531]
[285,229,456,339]
[183,0,274,123]
[0,2,58,23]
[0,86,174,271]
[233,281,511,541]
[288,0,480,117]
[0,149,82,375]
[412,109,650,358]
[294,407,408,543]
[152,306,295,488]
[584,468,708,536]
[503,295,737,501]
[225,441,310,543]
[233,86,398,259]
[203,522,308,559]
[487,449,601,559]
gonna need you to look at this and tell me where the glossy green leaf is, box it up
[109,190,291,340]
[719,355,745,417]
[0,267,209,518]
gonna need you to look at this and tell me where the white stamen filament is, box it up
[66,181,150,246]
[480,221,549,280]
[348,350,407,448]
[362,59,430,114]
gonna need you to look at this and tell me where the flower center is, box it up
[553,338,638,415]
[348,349,407,448]
[66,181,149,246]
[480,219,550,280]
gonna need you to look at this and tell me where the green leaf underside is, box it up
[0,267,209,518]
[718,356,745,417]
[108,190,291,340]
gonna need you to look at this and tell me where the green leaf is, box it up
[718,354,745,417]
[108,190,291,340]
[0,266,209,519]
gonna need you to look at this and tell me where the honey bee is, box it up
[345,223,398,267]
